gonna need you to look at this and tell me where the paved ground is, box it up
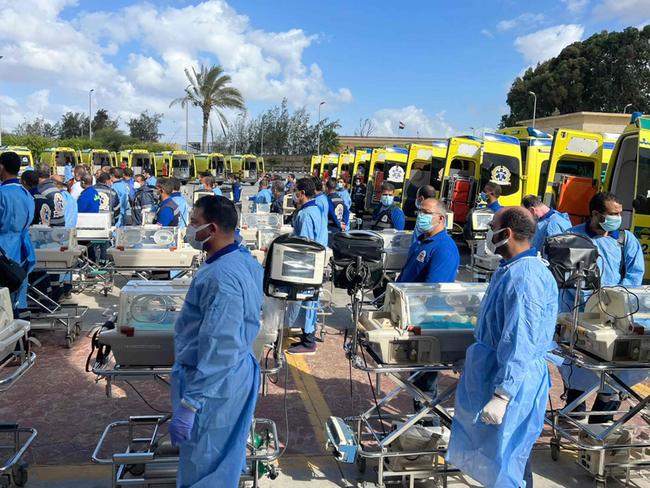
[3,182,650,487]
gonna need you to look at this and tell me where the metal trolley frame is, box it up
[345,342,459,488]
[0,332,37,488]
[546,344,650,488]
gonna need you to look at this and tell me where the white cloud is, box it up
[497,13,545,32]
[562,0,589,13]
[481,29,494,38]
[0,0,352,139]
[514,24,584,64]
[370,106,454,138]
[594,0,650,21]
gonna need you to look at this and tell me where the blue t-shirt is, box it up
[397,230,460,283]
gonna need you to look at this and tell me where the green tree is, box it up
[14,117,60,138]
[170,64,245,152]
[92,109,119,132]
[500,26,650,127]
[128,111,162,142]
[94,127,138,151]
[319,126,340,154]
[59,112,90,138]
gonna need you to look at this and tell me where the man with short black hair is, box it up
[77,174,101,213]
[371,181,405,230]
[559,191,645,423]
[143,168,157,187]
[132,174,157,225]
[448,207,558,488]
[21,170,52,225]
[123,167,136,200]
[37,164,67,227]
[170,177,189,228]
[170,195,263,488]
[480,181,503,213]
[285,173,296,192]
[325,178,349,236]
[0,152,36,318]
[154,177,180,227]
[203,175,222,196]
[286,177,326,355]
[95,172,121,225]
[70,165,86,200]
[522,194,572,253]
[351,176,367,217]
[270,180,284,214]
[248,179,273,207]
[110,167,129,227]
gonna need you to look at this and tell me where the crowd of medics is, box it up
[1,143,647,488]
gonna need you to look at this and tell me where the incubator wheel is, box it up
[75,322,82,335]
[127,464,145,476]
[65,337,73,349]
[12,462,28,487]
[550,439,560,461]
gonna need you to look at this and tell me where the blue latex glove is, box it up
[169,404,196,446]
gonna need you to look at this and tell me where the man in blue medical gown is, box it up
[447,207,558,488]
[169,195,263,488]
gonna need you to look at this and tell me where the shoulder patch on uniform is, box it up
[381,215,389,223]
[417,250,426,263]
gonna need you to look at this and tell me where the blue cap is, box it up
[631,111,643,124]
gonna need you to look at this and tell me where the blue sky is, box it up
[0,0,647,144]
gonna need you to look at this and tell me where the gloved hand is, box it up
[169,404,196,446]
[480,394,509,425]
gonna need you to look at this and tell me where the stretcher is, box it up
[547,288,650,487]
[327,283,487,487]
[0,288,37,488]
[88,282,287,487]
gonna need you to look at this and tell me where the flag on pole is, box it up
[398,121,405,130]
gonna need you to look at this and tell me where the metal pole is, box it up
[0,111,3,146]
[260,118,264,156]
[624,103,633,114]
[317,101,325,155]
[89,89,94,140]
[185,103,189,151]
[529,91,537,128]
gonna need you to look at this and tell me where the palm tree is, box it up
[170,64,245,151]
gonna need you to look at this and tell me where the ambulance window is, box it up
[480,153,520,196]
[634,147,650,215]
[449,159,474,177]
[537,159,550,196]
[430,157,445,191]
[556,159,594,178]
[611,135,638,214]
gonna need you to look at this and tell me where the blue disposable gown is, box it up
[146,175,157,187]
[286,199,327,333]
[313,193,330,243]
[249,188,272,204]
[559,222,646,392]
[62,190,78,227]
[531,210,571,254]
[339,189,351,210]
[111,180,130,227]
[447,249,558,488]
[0,179,36,310]
[172,243,263,488]
[171,192,190,229]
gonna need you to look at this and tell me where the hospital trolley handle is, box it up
[0,352,36,393]
[569,261,585,355]
[0,426,37,475]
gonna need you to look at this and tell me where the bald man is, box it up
[397,198,459,283]
[447,207,558,488]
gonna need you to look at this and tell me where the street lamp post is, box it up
[624,103,633,114]
[260,117,264,156]
[88,89,94,140]
[185,103,189,151]
[0,55,5,146]
[317,101,325,155]
[528,91,537,128]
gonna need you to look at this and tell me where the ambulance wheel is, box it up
[12,463,28,487]
[65,336,73,349]
[550,440,560,462]
[357,456,366,474]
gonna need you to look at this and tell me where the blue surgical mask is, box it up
[380,195,394,207]
[336,183,344,190]
[479,191,487,201]
[415,213,434,234]
[600,214,622,232]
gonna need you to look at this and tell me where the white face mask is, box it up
[134,182,141,189]
[485,227,509,255]
[186,223,212,251]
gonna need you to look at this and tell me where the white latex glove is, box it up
[480,395,509,425]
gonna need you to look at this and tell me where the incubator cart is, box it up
[376,230,413,274]
[107,227,201,280]
[465,209,500,281]
[90,280,282,487]
[27,226,89,347]
[334,282,487,488]
[75,213,115,295]
[0,288,37,488]
[548,286,650,487]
